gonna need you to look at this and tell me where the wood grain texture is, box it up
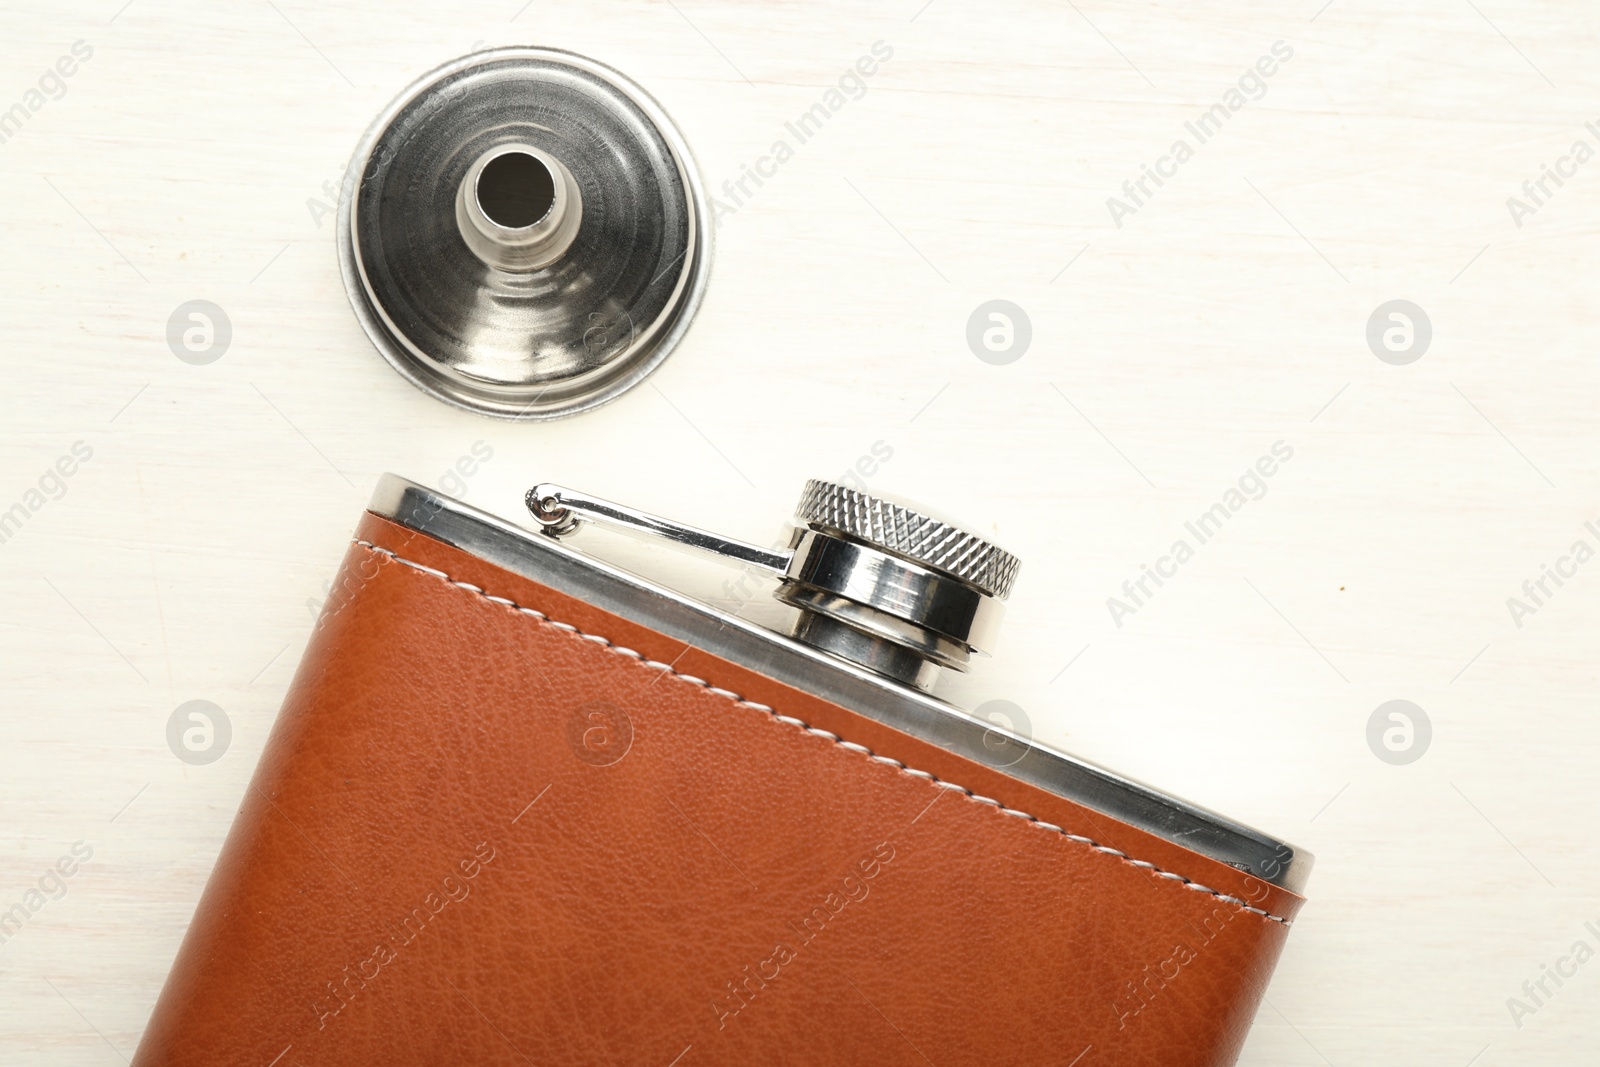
[1,1,1597,1064]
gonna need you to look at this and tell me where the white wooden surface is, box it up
[3,1,1598,1063]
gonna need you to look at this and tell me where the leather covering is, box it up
[132,512,1303,1067]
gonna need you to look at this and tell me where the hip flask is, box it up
[133,476,1309,1067]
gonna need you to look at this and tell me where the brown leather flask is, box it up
[132,475,1309,1067]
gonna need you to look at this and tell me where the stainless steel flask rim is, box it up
[336,47,712,420]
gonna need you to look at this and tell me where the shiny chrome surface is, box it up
[372,475,1311,892]
[454,143,583,272]
[337,47,710,420]
[778,583,969,671]
[790,612,942,691]
[794,479,1021,599]
[527,481,790,572]
[528,480,1013,687]
[779,528,1003,665]
[782,480,1018,685]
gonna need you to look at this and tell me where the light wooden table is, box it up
[2,1,1596,1064]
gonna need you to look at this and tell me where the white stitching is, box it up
[353,538,1295,926]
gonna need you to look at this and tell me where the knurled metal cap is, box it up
[794,480,1021,599]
